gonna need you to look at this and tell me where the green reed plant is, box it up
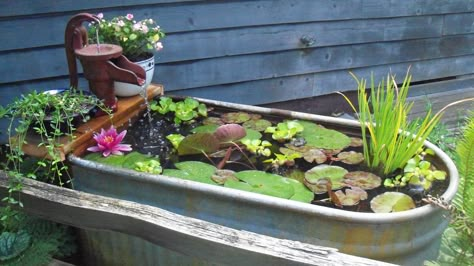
[340,71,472,175]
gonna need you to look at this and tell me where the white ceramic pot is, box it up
[114,55,155,97]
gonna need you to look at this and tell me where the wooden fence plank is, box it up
[3,35,474,85]
[0,173,393,266]
[0,14,444,55]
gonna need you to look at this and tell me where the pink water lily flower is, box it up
[87,126,132,157]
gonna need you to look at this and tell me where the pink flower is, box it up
[97,13,104,19]
[117,20,125,27]
[126,13,134,20]
[141,24,149,33]
[87,126,132,157]
[133,23,141,31]
[155,42,163,51]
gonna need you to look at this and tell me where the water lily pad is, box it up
[202,117,224,126]
[243,119,272,132]
[239,129,262,142]
[302,148,327,164]
[349,137,363,147]
[175,161,216,179]
[287,178,314,203]
[211,169,239,185]
[343,171,382,190]
[337,151,364,164]
[370,192,416,213]
[304,165,348,194]
[221,112,251,124]
[298,121,351,150]
[234,170,295,199]
[163,161,217,185]
[213,124,247,143]
[177,133,220,155]
[334,187,368,206]
[191,124,219,134]
[284,169,305,183]
[121,152,155,170]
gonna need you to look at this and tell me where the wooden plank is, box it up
[168,55,474,105]
[0,173,394,266]
[0,13,444,53]
[4,35,474,85]
[3,0,473,24]
[18,85,163,159]
[443,13,474,35]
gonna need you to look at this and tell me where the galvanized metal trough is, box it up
[70,97,458,265]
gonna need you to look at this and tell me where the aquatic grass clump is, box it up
[340,71,472,175]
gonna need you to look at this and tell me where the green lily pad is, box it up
[302,148,327,164]
[191,124,219,134]
[287,178,314,203]
[175,161,217,179]
[298,121,351,150]
[239,129,262,142]
[177,133,220,155]
[370,192,416,213]
[121,152,154,170]
[343,171,382,190]
[221,112,251,124]
[337,151,364,164]
[87,154,127,167]
[284,169,305,183]
[243,119,273,132]
[211,169,239,185]
[202,117,224,126]
[334,187,368,206]
[163,161,217,185]
[349,137,363,147]
[234,170,295,199]
[304,165,348,194]
[224,179,255,192]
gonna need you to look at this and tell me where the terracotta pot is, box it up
[114,55,154,97]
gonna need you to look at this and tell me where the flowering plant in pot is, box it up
[88,13,165,96]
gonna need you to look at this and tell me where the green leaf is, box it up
[342,171,382,190]
[304,165,348,193]
[177,133,220,155]
[287,178,314,203]
[370,192,416,213]
[298,121,351,150]
[175,161,217,180]
[234,170,295,199]
[0,230,31,261]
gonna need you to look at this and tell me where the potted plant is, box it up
[0,88,111,265]
[88,12,165,97]
[70,72,469,264]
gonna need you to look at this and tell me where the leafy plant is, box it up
[241,139,272,157]
[340,71,473,175]
[384,148,446,190]
[430,114,474,265]
[150,97,207,124]
[264,120,304,142]
[1,89,109,226]
[88,12,165,61]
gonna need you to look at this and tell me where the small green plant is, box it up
[264,120,304,142]
[264,152,302,167]
[340,71,473,175]
[241,139,272,157]
[135,159,162,174]
[384,148,446,189]
[166,133,185,149]
[150,97,207,124]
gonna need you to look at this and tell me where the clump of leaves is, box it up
[150,97,207,124]
[264,120,304,142]
[384,148,446,190]
[241,139,272,156]
[339,70,473,175]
